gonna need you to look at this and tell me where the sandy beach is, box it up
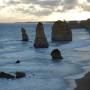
[74,72,90,90]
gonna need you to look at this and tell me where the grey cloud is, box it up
[56,0,90,12]
[4,0,90,16]
[18,0,63,15]
[15,5,53,16]
[15,5,35,14]
[80,4,90,11]
[9,0,61,16]
[5,0,77,11]
[7,0,61,7]
[6,0,20,5]
[20,0,62,9]
[0,6,5,9]
[55,0,78,12]
[87,0,90,3]
[33,9,53,16]
[62,0,78,10]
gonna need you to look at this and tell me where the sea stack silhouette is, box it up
[21,27,29,41]
[34,22,49,48]
[52,20,72,41]
[51,49,63,60]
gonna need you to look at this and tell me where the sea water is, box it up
[0,23,90,90]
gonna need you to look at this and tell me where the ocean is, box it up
[0,23,90,90]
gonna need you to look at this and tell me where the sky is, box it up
[0,0,90,22]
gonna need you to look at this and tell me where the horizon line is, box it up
[0,18,90,24]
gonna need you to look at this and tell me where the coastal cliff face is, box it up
[34,22,49,48]
[52,20,72,41]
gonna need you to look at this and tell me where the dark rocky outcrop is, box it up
[34,22,49,48]
[16,72,26,79]
[75,72,90,90]
[0,72,15,79]
[51,49,63,60]
[16,60,20,64]
[0,71,26,79]
[21,28,29,41]
[52,20,72,41]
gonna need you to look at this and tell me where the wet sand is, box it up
[74,72,90,90]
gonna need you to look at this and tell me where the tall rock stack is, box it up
[52,20,72,41]
[21,28,29,41]
[34,22,49,48]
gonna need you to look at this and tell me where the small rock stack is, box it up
[21,28,29,41]
[52,20,72,41]
[34,22,49,48]
[51,49,63,60]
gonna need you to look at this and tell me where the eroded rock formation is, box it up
[51,49,63,60]
[21,28,29,41]
[52,20,72,41]
[34,22,49,48]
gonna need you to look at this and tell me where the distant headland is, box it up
[15,18,90,29]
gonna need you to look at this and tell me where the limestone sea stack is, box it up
[52,20,72,41]
[51,49,63,60]
[34,22,49,48]
[74,72,90,90]
[21,28,29,41]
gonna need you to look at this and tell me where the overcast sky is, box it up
[0,0,90,22]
